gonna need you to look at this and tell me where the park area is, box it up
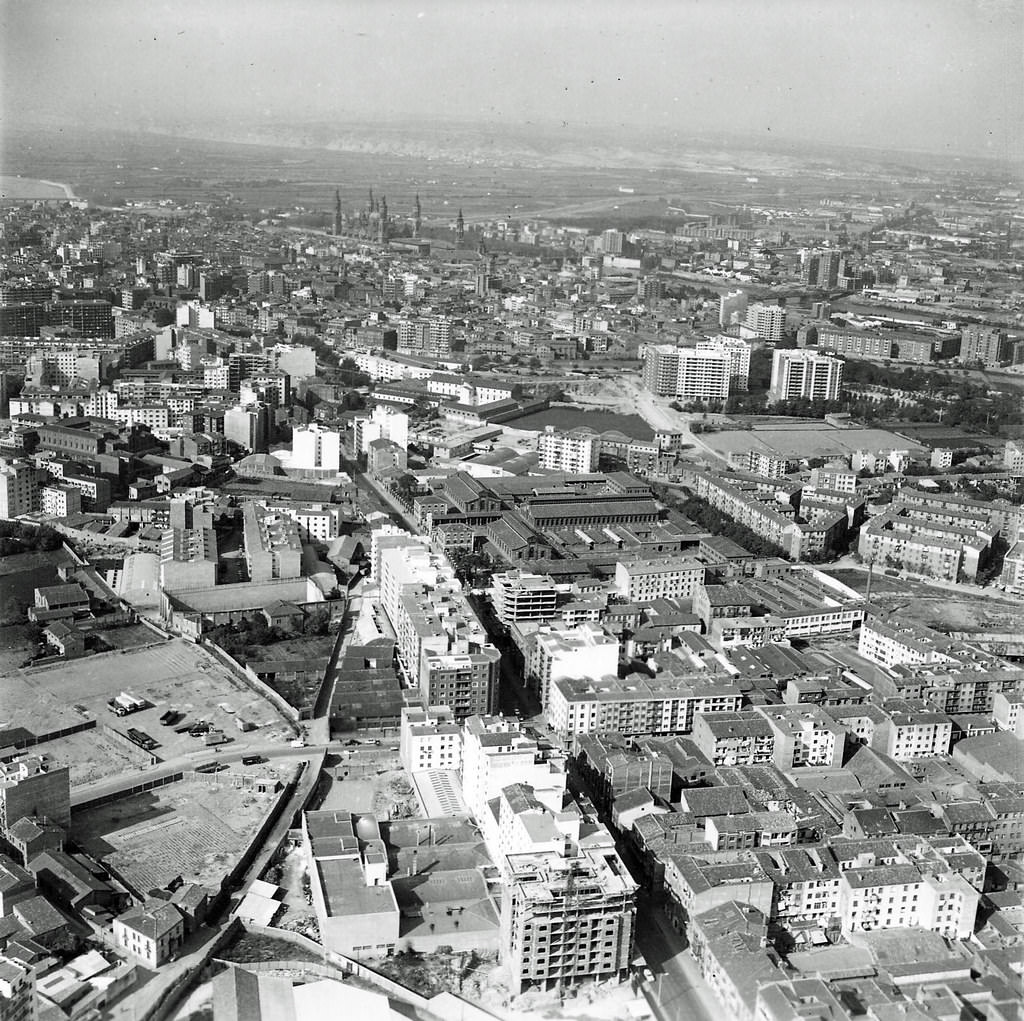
[72,777,278,893]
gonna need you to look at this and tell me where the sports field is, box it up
[703,423,928,461]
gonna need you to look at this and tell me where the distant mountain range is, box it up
[137,118,963,178]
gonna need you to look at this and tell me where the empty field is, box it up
[73,779,277,892]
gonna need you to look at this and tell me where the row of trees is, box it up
[206,609,330,662]
[0,522,66,557]
[654,485,787,559]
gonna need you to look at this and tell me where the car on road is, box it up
[344,739,360,746]
[289,739,306,748]
[241,754,264,765]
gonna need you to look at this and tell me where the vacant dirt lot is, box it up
[73,778,278,893]
[34,728,143,786]
[3,639,296,755]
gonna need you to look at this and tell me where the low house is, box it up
[28,851,125,915]
[113,902,185,968]
[6,817,65,865]
[169,883,209,933]
[261,600,305,631]
[42,622,85,659]
[12,895,73,952]
[0,855,35,915]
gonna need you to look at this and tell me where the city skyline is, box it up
[2,0,1022,162]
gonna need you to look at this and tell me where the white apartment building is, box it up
[744,302,785,344]
[839,864,979,940]
[755,704,846,769]
[495,784,581,863]
[614,556,705,602]
[368,524,414,581]
[528,622,620,709]
[547,675,744,740]
[272,503,343,542]
[695,336,752,392]
[86,387,118,418]
[1003,439,1024,474]
[356,405,409,454]
[203,364,230,389]
[643,345,731,403]
[399,706,462,773]
[807,466,858,494]
[878,706,952,761]
[768,349,844,405]
[291,424,342,472]
[0,459,40,517]
[40,483,82,518]
[354,351,434,383]
[719,289,748,327]
[850,449,910,473]
[377,533,498,719]
[993,691,1024,735]
[111,405,169,430]
[461,715,566,831]
[537,426,600,473]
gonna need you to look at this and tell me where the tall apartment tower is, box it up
[695,336,751,392]
[817,250,842,288]
[502,846,638,995]
[291,423,341,471]
[456,209,465,243]
[378,196,388,243]
[719,289,748,327]
[642,345,730,403]
[768,349,844,405]
[413,194,422,237]
[959,325,1006,368]
[601,229,625,255]
[0,459,40,518]
[333,189,342,236]
[538,426,601,474]
[744,302,785,344]
[223,404,270,453]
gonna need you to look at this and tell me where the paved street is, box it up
[635,895,720,1021]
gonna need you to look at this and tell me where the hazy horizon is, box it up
[3,0,1022,164]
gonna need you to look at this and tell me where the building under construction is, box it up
[501,844,638,995]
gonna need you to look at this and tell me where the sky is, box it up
[2,0,1022,161]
